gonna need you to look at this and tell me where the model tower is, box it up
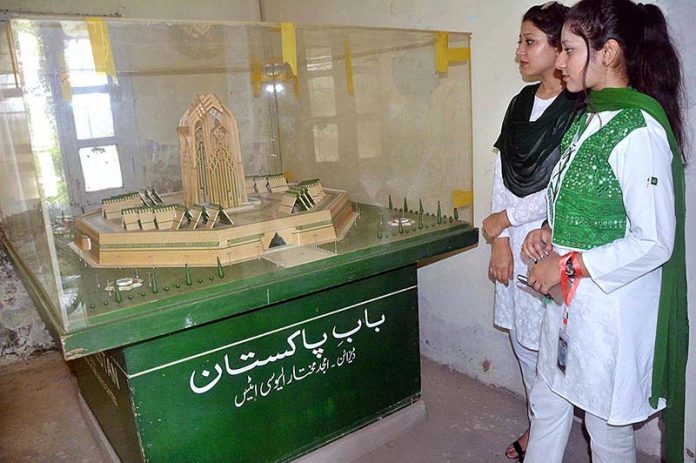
[177,93,248,209]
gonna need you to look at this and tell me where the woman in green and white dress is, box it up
[522,0,687,462]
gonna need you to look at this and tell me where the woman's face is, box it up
[556,24,605,92]
[516,20,559,78]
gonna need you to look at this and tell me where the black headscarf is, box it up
[494,83,579,197]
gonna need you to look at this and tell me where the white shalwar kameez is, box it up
[534,109,674,436]
[492,95,556,353]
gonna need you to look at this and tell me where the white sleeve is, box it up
[582,113,676,293]
[491,153,510,238]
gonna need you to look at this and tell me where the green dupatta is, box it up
[589,87,688,462]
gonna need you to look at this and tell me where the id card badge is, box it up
[557,329,569,375]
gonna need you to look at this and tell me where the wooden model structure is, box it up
[177,93,248,209]
[72,93,358,268]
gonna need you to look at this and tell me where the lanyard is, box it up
[550,112,595,201]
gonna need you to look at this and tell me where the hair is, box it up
[565,0,685,155]
[523,1,570,49]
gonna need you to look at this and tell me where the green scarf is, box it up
[494,84,578,197]
[589,87,688,463]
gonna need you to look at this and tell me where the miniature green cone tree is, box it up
[185,263,193,286]
[217,257,225,278]
[403,197,408,213]
[152,272,159,293]
[388,195,393,210]
[453,207,459,220]
[419,199,424,215]
[114,283,122,303]
[436,201,442,224]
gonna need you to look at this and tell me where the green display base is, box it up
[73,265,424,462]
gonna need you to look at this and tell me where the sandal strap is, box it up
[512,439,525,461]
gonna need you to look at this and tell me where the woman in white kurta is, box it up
[536,107,674,423]
[522,1,687,461]
[482,4,576,460]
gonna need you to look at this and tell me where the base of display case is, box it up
[79,390,426,463]
[71,265,425,462]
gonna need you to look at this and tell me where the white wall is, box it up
[263,0,696,459]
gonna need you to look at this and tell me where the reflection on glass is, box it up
[357,119,381,159]
[306,47,333,72]
[308,76,336,117]
[0,74,17,89]
[36,151,59,197]
[354,71,379,114]
[264,82,285,94]
[72,92,114,139]
[78,145,123,191]
[312,123,339,162]
[64,36,108,87]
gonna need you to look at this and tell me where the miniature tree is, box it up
[185,263,193,286]
[114,283,122,303]
[419,199,424,215]
[403,197,408,213]
[388,195,393,210]
[152,271,159,294]
[453,207,459,220]
[217,257,225,278]
[436,201,443,224]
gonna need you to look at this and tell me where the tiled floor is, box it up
[0,352,659,462]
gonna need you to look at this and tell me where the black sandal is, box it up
[506,439,525,462]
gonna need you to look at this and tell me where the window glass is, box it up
[78,144,123,191]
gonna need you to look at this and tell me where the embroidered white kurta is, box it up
[492,95,555,351]
[539,110,674,425]
[492,156,547,350]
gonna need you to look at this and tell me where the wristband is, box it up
[559,251,583,306]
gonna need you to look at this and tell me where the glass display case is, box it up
[1,16,477,462]
[1,17,473,344]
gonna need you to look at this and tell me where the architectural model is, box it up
[73,93,358,268]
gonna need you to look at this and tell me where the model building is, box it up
[72,93,357,268]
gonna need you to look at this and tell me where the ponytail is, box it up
[566,0,685,159]
[630,4,684,152]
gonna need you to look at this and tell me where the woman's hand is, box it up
[527,251,561,295]
[522,225,552,262]
[482,210,511,240]
[489,238,514,286]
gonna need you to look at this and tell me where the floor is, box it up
[0,352,659,463]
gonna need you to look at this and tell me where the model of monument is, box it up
[72,93,358,268]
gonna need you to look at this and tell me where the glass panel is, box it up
[63,27,109,87]
[79,145,123,192]
[308,76,336,117]
[72,92,115,139]
[312,122,339,162]
[0,18,473,337]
